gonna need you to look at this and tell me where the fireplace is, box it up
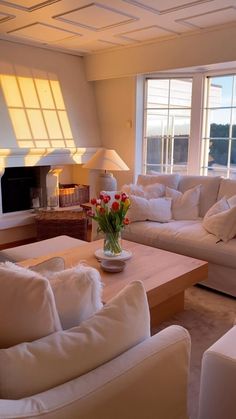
[1,166,50,213]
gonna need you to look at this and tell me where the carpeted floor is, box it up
[153,285,236,419]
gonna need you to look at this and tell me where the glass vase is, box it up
[103,231,122,257]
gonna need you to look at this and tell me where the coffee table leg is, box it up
[150,291,185,328]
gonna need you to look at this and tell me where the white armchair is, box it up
[0,325,190,419]
[198,325,236,419]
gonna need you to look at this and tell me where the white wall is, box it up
[94,77,136,188]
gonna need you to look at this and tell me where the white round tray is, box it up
[94,248,132,261]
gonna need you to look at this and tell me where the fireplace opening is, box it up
[1,166,50,213]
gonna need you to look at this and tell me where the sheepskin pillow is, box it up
[0,262,61,348]
[48,264,103,329]
[166,185,201,220]
[122,182,165,199]
[203,196,236,242]
[128,195,172,223]
[0,281,150,399]
[31,260,103,330]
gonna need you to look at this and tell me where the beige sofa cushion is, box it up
[0,281,150,400]
[137,174,180,189]
[0,262,61,348]
[178,175,221,217]
[218,178,236,199]
[166,185,201,220]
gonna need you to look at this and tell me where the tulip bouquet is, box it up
[88,193,130,256]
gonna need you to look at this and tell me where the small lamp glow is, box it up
[83,148,129,193]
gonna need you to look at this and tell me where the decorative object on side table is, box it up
[88,192,130,257]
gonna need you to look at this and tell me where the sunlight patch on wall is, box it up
[0,75,74,148]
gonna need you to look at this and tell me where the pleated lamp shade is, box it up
[83,148,129,193]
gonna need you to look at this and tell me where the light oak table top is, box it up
[22,239,208,325]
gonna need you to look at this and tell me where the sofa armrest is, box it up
[0,325,190,419]
[198,325,236,419]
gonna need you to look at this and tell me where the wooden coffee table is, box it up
[23,239,208,327]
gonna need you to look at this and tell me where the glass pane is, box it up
[43,110,63,139]
[231,109,236,138]
[146,165,162,174]
[169,79,192,108]
[147,79,169,108]
[146,137,163,165]
[0,75,22,107]
[230,140,236,165]
[173,137,188,164]
[208,139,229,167]
[208,75,233,108]
[27,110,48,139]
[168,114,191,136]
[18,77,39,108]
[208,109,231,138]
[146,110,168,136]
[35,79,54,109]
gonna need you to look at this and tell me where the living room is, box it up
[0,1,235,419]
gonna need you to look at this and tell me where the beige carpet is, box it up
[154,286,236,419]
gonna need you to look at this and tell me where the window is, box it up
[201,75,236,178]
[144,78,192,174]
[0,75,74,149]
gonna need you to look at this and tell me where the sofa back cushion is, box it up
[217,178,236,200]
[137,173,180,189]
[0,281,150,400]
[178,175,221,217]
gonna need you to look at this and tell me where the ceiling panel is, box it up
[122,0,214,15]
[8,22,80,42]
[0,0,60,12]
[177,6,236,28]
[54,3,138,31]
[118,25,179,42]
[0,0,234,55]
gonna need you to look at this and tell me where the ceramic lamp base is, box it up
[96,172,117,194]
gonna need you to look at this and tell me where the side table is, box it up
[35,210,88,241]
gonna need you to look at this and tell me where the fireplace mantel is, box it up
[0,147,99,169]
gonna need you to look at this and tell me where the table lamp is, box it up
[83,148,129,193]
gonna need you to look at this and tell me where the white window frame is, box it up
[137,68,236,179]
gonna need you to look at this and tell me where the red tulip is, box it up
[112,201,120,212]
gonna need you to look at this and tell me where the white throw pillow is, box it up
[48,264,103,329]
[128,195,172,223]
[166,185,201,220]
[0,281,150,399]
[137,173,180,189]
[0,262,61,348]
[203,196,236,242]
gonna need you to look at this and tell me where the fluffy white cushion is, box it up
[122,183,145,197]
[0,281,150,399]
[48,264,103,329]
[0,262,61,348]
[143,182,166,199]
[166,185,201,220]
[203,196,236,242]
[128,195,172,222]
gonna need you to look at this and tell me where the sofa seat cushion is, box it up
[123,220,236,269]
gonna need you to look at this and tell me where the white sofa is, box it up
[0,325,191,419]
[123,174,236,297]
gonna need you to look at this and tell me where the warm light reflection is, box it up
[0,74,75,148]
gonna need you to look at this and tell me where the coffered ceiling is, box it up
[0,0,235,55]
